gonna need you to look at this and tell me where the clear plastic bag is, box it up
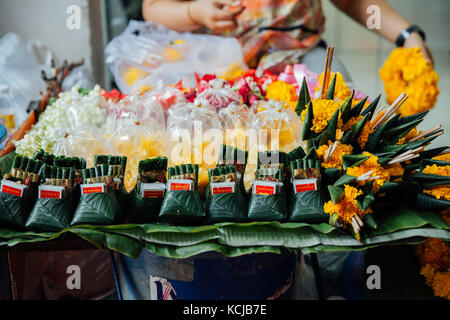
[106,94,168,191]
[143,80,186,113]
[194,86,242,112]
[62,65,96,92]
[105,20,247,93]
[167,103,223,193]
[0,33,45,128]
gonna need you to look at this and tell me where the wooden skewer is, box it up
[351,218,360,233]
[357,170,374,181]
[368,175,381,181]
[409,125,442,142]
[325,141,338,162]
[321,47,334,99]
[354,215,364,228]
[422,130,443,141]
[372,93,407,130]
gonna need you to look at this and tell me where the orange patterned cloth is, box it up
[197,0,325,70]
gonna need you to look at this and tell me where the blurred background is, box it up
[0,0,449,146]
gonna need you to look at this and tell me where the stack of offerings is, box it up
[71,155,127,225]
[247,151,288,222]
[127,157,168,223]
[26,153,87,232]
[0,155,42,229]
[159,163,205,225]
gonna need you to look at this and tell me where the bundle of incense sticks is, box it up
[290,159,321,180]
[256,151,286,181]
[33,150,86,170]
[371,92,409,130]
[6,155,43,185]
[324,141,339,162]
[94,155,127,178]
[81,164,114,185]
[39,163,75,189]
[168,164,199,183]
[321,46,335,99]
[217,144,248,174]
[208,165,238,183]
[138,157,168,183]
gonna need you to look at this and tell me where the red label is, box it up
[83,186,104,194]
[1,185,23,197]
[255,185,275,195]
[40,190,61,199]
[170,183,191,191]
[143,190,164,198]
[295,183,317,193]
[212,187,233,195]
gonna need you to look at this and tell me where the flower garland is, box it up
[415,210,450,300]
[380,47,440,117]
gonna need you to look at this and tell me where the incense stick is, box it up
[409,125,442,142]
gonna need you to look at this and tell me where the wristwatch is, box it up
[395,25,426,47]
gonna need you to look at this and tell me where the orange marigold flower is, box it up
[316,141,353,170]
[346,152,390,192]
[433,153,450,162]
[265,81,298,112]
[324,185,372,224]
[315,72,351,102]
[431,271,450,300]
[423,164,450,177]
[301,98,342,133]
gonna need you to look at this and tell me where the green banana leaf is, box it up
[159,190,205,225]
[247,192,288,222]
[288,189,328,223]
[0,151,16,177]
[26,196,77,232]
[71,192,123,226]
[0,189,36,229]
[207,191,248,223]
[416,193,450,212]
[126,187,163,224]
[0,206,449,259]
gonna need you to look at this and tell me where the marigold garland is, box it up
[324,185,372,224]
[380,47,440,117]
[300,98,342,133]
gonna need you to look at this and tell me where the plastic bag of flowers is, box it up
[105,93,167,193]
[70,158,126,226]
[167,102,223,195]
[287,155,329,223]
[205,145,248,223]
[194,77,242,112]
[413,155,450,211]
[127,157,168,223]
[247,151,288,222]
[25,163,78,232]
[0,155,43,229]
[144,80,186,114]
[159,163,205,225]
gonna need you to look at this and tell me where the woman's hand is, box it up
[403,32,434,65]
[190,0,245,33]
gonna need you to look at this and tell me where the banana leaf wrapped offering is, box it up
[71,159,124,226]
[0,155,43,229]
[247,151,288,222]
[26,164,77,232]
[159,163,205,225]
[412,154,450,211]
[288,156,329,223]
[127,157,168,223]
[296,51,447,240]
[206,164,247,223]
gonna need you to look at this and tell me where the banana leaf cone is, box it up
[0,187,36,229]
[26,190,77,232]
[71,186,123,226]
[126,184,163,224]
[206,183,248,223]
[159,190,205,225]
[416,192,450,212]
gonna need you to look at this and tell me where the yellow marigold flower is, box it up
[416,238,450,268]
[316,141,353,170]
[433,154,450,162]
[380,47,440,117]
[324,185,372,224]
[265,81,298,111]
[420,264,437,287]
[301,98,342,133]
[385,163,404,178]
[358,122,374,149]
[346,152,390,192]
[423,164,450,177]
[315,72,351,102]
[424,187,450,201]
